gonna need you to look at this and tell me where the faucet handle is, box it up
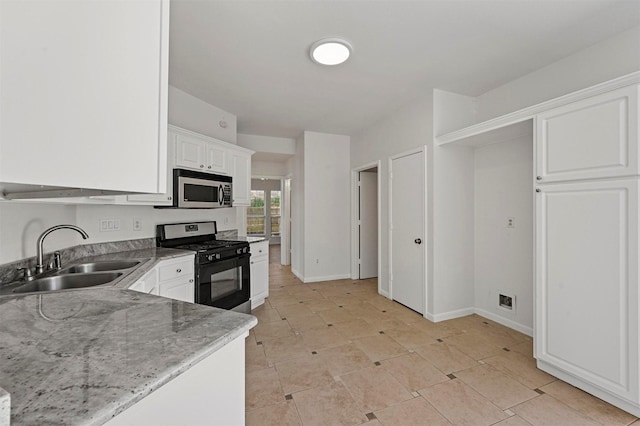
[16,267,34,281]
[53,251,62,270]
[47,251,62,270]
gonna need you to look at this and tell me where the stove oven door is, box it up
[197,254,250,311]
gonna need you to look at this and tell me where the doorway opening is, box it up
[351,162,381,287]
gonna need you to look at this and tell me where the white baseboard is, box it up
[378,289,390,298]
[473,308,533,337]
[291,268,303,281]
[429,307,475,322]
[303,273,352,283]
[538,360,640,417]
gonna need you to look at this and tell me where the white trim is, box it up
[168,124,254,155]
[350,161,382,291]
[291,268,303,282]
[538,360,640,417]
[427,307,475,323]
[388,146,428,317]
[378,289,390,299]
[473,308,533,337]
[303,274,352,283]
[436,71,640,146]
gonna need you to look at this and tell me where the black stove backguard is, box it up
[156,221,251,313]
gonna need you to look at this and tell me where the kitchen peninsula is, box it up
[0,248,256,425]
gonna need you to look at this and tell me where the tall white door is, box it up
[535,178,639,403]
[359,171,378,279]
[390,150,425,314]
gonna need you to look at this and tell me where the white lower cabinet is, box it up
[250,240,269,309]
[535,178,640,414]
[105,331,248,426]
[130,254,195,303]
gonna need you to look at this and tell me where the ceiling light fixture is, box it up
[310,37,352,66]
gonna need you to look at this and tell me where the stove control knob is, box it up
[207,255,214,261]
[244,247,249,253]
[236,248,242,255]
[216,253,221,260]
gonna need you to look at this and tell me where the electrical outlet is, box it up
[99,219,120,232]
[133,218,142,231]
[507,217,515,228]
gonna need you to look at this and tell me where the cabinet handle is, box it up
[176,268,182,273]
[208,166,212,169]
[189,279,193,283]
[167,196,172,200]
[536,188,541,193]
[258,249,262,253]
[251,261,254,264]
[536,176,542,181]
[200,164,204,168]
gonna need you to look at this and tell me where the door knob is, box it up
[414,238,422,244]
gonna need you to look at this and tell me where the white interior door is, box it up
[390,150,425,314]
[359,171,378,279]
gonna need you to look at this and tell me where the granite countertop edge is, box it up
[94,305,256,425]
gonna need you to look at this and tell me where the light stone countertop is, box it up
[219,236,267,243]
[0,247,257,425]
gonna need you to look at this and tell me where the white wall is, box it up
[252,160,288,177]
[474,136,533,333]
[290,135,305,279]
[351,96,434,297]
[168,85,237,143]
[476,26,640,123]
[431,144,476,319]
[303,132,351,281]
[75,204,237,245]
[237,134,295,156]
[0,203,78,264]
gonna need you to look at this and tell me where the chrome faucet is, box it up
[35,225,89,274]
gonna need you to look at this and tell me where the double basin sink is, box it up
[0,260,143,295]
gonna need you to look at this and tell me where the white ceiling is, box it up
[169,0,640,139]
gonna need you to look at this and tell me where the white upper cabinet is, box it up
[231,152,252,206]
[171,126,253,205]
[205,145,229,174]
[175,132,230,175]
[536,85,639,183]
[175,134,206,171]
[0,0,169,195]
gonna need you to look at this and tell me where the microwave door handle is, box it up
[219,185,223,206]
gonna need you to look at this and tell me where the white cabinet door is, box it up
[535,179,639,403]
[250,241,269,309]
[158,278,194,303]
[130,268,159,295]
[231,152,252,206]
[536,85,639,183]
[175,134,206,171]
[206,145,229,174]
[0,0,169,194]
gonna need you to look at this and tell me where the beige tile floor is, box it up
[246,246,639,426]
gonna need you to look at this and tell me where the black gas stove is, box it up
[156,221,251,313]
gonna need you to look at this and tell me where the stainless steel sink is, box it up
[59,260,140,274]
[10,272,123,294]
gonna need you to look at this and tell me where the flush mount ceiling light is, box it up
[310,38,352,66]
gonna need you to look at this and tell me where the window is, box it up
[247,190,265,235]
[270,190,281,236]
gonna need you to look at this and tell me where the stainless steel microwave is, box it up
[168,169,232,209]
